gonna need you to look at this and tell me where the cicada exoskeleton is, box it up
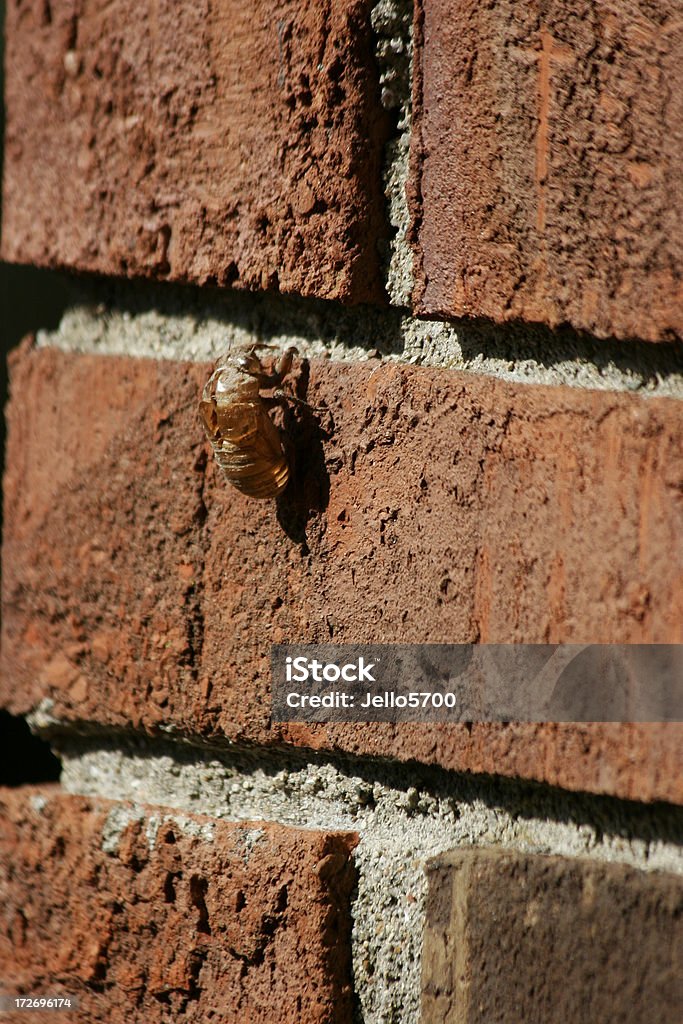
[199,345,299,499]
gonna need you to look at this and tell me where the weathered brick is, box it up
[2,344,683,803]
[1,0,388,304]
[411,0,683,341]
[0,787,357,1022]
[422,848,683,1023]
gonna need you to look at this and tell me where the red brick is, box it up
[422,848,683,1023]
[2,344,683,803]
[411,0,683,341]
[1,0,388,304]
[0,786,357,1023]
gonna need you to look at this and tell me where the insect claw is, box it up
[272,388,322,412]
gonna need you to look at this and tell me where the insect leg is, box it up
[247,346,299,388]
[271,388,308,408]
[273,346,298,382]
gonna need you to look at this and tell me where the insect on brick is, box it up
[199,344,300,499]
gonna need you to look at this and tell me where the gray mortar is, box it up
[100,803,216,854]
[54,733,683,1024]
[371,0,414,306]
[37,279,683,397]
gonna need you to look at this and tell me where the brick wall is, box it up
[2,2,682,1022]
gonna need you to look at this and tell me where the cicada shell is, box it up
[199,346,297,499]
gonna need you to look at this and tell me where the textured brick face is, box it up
[422,848,683,1023]
[412,0,683,340]
[0,788,357,1023]
[1,0,388,303]
[3,344,683,803]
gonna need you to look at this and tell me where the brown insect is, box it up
[199,344,300,499]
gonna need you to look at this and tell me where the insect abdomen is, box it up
[201,395,289,499]
[211,432,289,498]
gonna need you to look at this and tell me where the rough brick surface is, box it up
[411,0,683,341]
[3,344,683,803]
[422,848,683,1023]
[0,787,357,1023]
[1,0,388,303]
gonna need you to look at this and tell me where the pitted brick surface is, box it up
[0,787,357,1023]
[2,345,683,803]
[422,848,683,1023]
[411,0,683,341]
[1,0,389,304]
